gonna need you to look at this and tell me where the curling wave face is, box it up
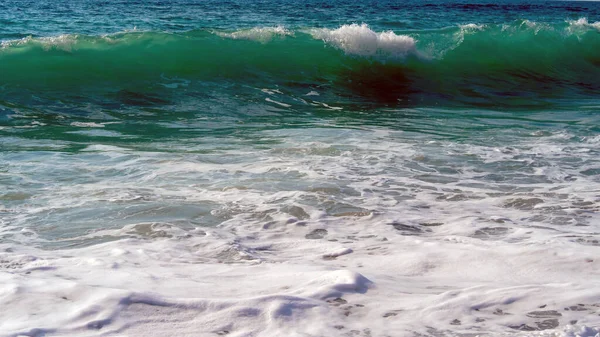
[1,20,600,107]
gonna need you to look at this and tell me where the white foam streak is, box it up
[265,97,291,108]
[1,34,78,51]
[70,122,105,128]
[310,23,417,59]
[459,23,485,30]
[216,26,292,43]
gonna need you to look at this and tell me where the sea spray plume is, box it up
[568,18,600,31]
[459,23,485,31]
[566,18,600,37]
[310,23,419,60]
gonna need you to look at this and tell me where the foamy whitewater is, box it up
[2,0,600,336]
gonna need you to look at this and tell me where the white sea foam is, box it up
[70,122,105,128]
[461,23,484,30]
[216,26,292,43]
[2,119,600,336]
[265,97,291,108]
[498,19,551,35]
[310,23,418,59]
[568,18,600,31]
[1,217,599,336]
[0,34,79,52]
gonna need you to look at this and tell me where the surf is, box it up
[1,20,600,106]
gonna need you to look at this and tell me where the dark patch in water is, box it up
[526,310,562,318]
[574,237,600,246]
[114,90,170,107]
[388,222,430,236]
[472,227,509,240]
[305,228,328,239]
[535,319,560,330]
[503,198,544,210]
[509,324,537,331]
[419,222,443,227]
[282,205,310,220]
[327,297,348,306]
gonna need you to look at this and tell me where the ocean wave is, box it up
[1,20,599,105]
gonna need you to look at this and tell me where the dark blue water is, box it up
[2,0,600,37]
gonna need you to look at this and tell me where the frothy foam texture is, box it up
[2,118,600,336]
[567,18,600,36]
[1,218,599,336]
[310,23,418,59]
[3,15,600,337]
[459,23,486,31]
[0,34,79,51]
[3,0,600,334]
[568,18,600,30]
[216,26,292,43]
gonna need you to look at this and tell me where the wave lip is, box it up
[1,20,600,106]
[458,23,485,31]
[568,17,600,29]
[310,23,418,60]
[567,17,600,35]
[1,34,80,51]
[215,26,293,43]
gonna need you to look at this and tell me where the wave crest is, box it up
[310,24,417,60]
[216,26,292,43]
[1,21,600,106]
[1,34,80,52]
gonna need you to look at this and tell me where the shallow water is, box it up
[1,0,600,336]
